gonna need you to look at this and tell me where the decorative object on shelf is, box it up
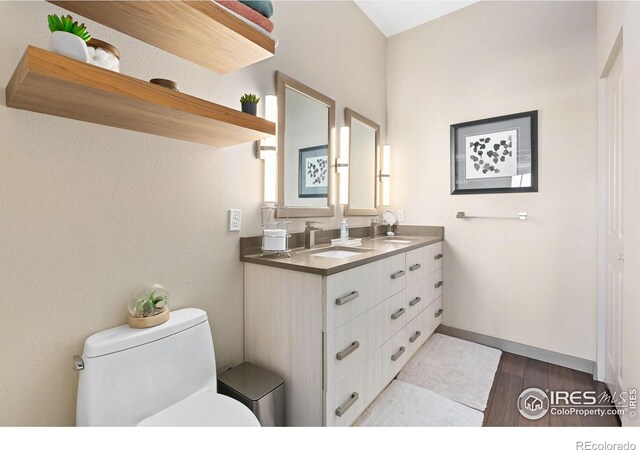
[260,206,291,257]
[451,111,538,195]
[240,93,260,115]
[47,14,91,62]
[298,145,329,198]
[127,285,170,329]
[87,38,120,72]
[149,78,179,91]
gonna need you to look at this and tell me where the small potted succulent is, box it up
[47,14,91,63]
[240,93,260,115]
[127,285,170,328]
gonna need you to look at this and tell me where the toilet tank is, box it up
[76,308,217,426]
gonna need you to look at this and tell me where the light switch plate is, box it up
[397,209,405,222]
[229,209,241,231]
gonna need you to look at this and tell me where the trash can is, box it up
[217,362,285,427]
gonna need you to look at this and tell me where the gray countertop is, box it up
[242,233,443,276]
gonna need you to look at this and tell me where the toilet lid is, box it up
[137,389,261,427]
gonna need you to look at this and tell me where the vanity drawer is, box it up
[428,241,444,274]
[373,253,406,302]
[371,290,406,349]
[405,276,428,323]
[406,247,427,286]
[431,269,443,301]
[324,360,368,427]
[325,264,376,332]
[381,329,410,387]
[427,295,444,336]
[325,311,372,390]
[404,306,429,360]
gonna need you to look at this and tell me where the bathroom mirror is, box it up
[345,108,380,216]
[276,71,336,218]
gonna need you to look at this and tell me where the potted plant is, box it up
[47,14,91,63]
[240,93,260,115]
[127,285,170,328]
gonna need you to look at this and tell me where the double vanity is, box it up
[242,226,444,426]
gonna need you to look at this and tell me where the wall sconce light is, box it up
[256,94,278,203]
[337,126,350,205]
[379,144,391,206]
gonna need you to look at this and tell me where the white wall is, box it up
[0,1,386,426]
[596,1,640,426]
[388,1,598,360]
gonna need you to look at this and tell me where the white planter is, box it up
[48,31,88,63]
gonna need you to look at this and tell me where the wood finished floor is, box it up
[483,352,620,427]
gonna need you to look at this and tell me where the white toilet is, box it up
[75,308,260,426]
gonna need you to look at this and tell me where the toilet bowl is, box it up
[75,308,260,427]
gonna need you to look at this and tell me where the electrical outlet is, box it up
[229,209,241,231]
[397,209,405,222]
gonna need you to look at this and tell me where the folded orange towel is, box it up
[216,0,274,33]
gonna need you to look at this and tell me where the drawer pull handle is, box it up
[391,270,405,280]
[335,291,359,306]
[434,308,443,318]
[434,253,443,260]
[391,308,405,320]
[336,341,360,361]
[409,297,421,307]
[335,392,359,417]
[391,346,406,361]
[409,263,421,271]
[434,281,443,288]
[409,331,422,343]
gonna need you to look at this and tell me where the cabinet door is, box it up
[427,241,444,274]
[372,253,406,301]
[381,329,409,386]
[324,360,368,427]
[325,263,376,332]
[325,311,372,390]
[427,295,444,337]
[371,290,406,349]
[405,276,428,323]
[406,246,427,286]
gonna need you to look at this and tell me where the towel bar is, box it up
[456,211,528,220]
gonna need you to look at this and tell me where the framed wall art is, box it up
[450,110,538,194]
[298,145,329,198]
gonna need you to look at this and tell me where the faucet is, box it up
[370,217,386,238]
[304,221,325,249]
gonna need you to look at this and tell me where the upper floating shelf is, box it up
[6,46,275,147]
[48,0,276,74]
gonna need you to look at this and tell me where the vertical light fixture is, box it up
[257,94,277,203]
[380,144,391,206]
[337,126,350,205]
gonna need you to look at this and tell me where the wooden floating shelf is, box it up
[48,0,276,74]
[5,47,275,147]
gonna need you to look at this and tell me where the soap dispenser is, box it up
[340,218,349,243]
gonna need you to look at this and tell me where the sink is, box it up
[309,246,373,259]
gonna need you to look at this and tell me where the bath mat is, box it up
[354,380,484,427]
[397,333,501,411]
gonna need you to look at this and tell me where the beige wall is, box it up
[387,1,598,360]
[0,1,386,426]
[596,1,640,426]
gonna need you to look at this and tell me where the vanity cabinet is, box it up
[243,240,443,426]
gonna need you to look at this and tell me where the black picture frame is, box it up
[298,145,329,198]
[450,110,538,195]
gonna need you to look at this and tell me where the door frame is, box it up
[596,28,623,383]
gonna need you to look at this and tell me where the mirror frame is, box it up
[276,71,336,218]
[344,108,380,216]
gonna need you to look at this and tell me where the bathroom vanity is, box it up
[242,228,444,426]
